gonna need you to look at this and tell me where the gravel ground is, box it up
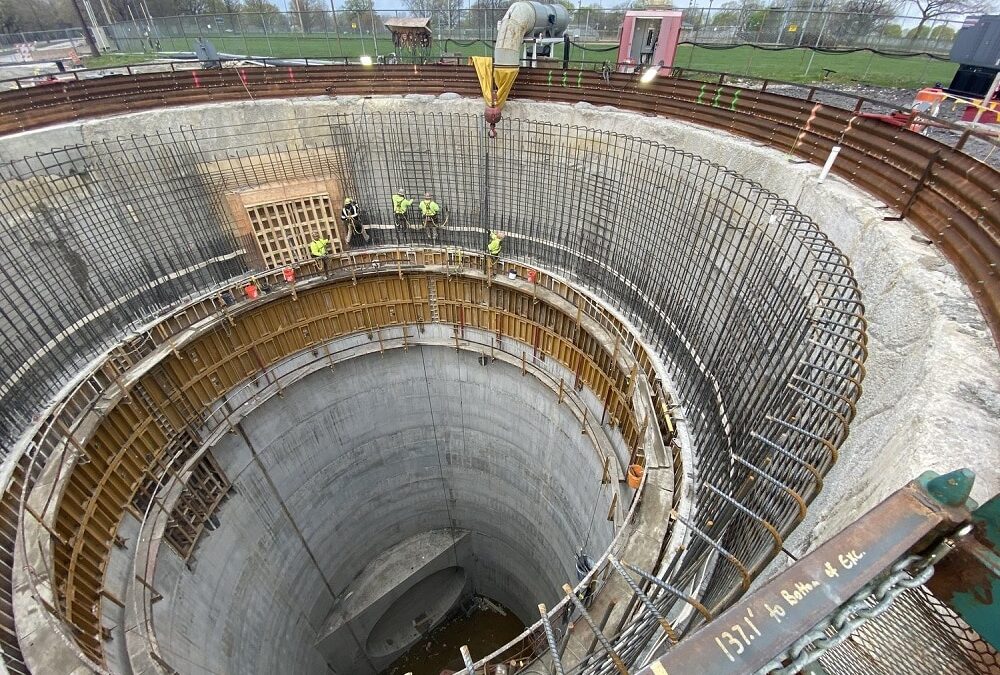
[759,82,1000,169]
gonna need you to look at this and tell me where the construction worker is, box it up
[310,233,331,273]
[391,190,413,227]
[487,230,504,269]
[419,192,441,241]
[341,197,369,244]
[418,192,441,227]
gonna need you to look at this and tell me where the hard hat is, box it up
[395,188,405,195]
[423,192,432,199]
[344,197,353,203]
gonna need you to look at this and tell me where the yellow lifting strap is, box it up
[472,56,519,109]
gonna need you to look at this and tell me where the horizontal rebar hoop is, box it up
[0,111,865,671]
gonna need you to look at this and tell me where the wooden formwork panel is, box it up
[51,270,643,665]
[222,177,347,271]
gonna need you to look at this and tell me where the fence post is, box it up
[369,9,379,58]
[262,13,274,57]
[237,12,250,57]
[803,12,829,78]
[330,0,345,61]
[295,12,305,59]
[178,15,188,54]
[323,10,334,59]
[862,50,875,81]
[68,0,101,56]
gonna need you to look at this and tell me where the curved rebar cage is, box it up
[0,111,865,673]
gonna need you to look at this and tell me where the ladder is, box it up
[428,277,440,323]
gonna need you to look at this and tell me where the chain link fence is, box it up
[0,28,87,62]
[0,7,968,87]
[87,7,966,59]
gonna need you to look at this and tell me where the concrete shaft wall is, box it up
[2,94,996,674]
[4,101,864,619]
[151,345,615,675]
[0,135,244,442]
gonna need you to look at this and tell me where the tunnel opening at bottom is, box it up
[153,345,625,675]
[383,595,527,675]
[366,566,469,659]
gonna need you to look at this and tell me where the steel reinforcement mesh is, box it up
[0,129,246,445]
[0,111,865,671]
[316,112,865,632]
[817,586,1000,675]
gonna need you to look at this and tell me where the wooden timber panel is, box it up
[224,178,346,270]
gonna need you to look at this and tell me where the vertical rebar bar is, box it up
[539,603,566,675]
[562,583,627,675]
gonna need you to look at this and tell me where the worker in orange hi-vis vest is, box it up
[909,85,946,134]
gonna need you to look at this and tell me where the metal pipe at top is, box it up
[494,1,570,67]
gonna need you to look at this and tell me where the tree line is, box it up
[679,0,990,46]
[1,0,992,42]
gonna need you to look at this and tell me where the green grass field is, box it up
[673,45,956,88]
[85,35,957,89]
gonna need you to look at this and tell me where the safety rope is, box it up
[568,38,949,59]
[678,41,952,60]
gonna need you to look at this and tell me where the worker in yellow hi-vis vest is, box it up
[419,192,441,241]
[487,230,504,273]
[392,190,413,227]
[309,233,330,274]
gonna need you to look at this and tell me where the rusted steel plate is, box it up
[634,479,972,675]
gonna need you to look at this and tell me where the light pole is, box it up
[329,0,345,61]
[797,0,817,47]
[69,0,101,56]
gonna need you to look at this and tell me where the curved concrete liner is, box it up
[18,93,983,539]
[13,257,677,675]
[140,344,624,675]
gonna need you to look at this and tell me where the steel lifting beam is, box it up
[925,491,1000,650]
[634,469,976,675]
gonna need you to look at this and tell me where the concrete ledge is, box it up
[317,529,472,673]
[5,93,988,673]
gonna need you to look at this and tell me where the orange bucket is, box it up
[282,267,295,283]
[627,464,644,489]
[244,284,259,300]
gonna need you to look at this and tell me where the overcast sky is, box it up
[352,0,963,22]
[284,0,980,26]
